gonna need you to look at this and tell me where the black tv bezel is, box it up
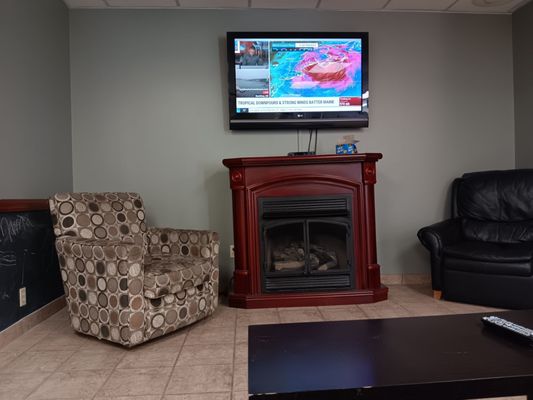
[227,31,369,131]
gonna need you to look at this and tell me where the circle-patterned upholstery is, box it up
[144,257,212,299]
[49,192,147,243]
[49,192,219,347]
[55,237,147,346]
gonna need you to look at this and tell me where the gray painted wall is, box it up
[0,0,72,198]
[514,1,533,168]
[70,10,515,288]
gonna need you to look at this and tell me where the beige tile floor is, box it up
[0,284,524,400]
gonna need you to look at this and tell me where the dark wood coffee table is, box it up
[249,310,533,399]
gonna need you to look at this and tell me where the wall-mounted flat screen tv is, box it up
[227,32,369,130]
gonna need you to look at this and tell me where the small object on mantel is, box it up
[287,151,316,156]
[336,135,359,154]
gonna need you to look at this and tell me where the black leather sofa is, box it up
[418,169,533,309]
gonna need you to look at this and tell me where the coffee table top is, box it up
[249,310,533,399]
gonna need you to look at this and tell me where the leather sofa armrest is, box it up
[418,218,462,251]
[417,218,462,290]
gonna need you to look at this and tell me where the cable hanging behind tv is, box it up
[227,32,369,130]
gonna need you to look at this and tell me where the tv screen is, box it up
[227,32,369,130]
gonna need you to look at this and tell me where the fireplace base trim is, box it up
[228,285,388,308]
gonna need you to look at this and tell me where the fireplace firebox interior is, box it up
[259,195,354,292]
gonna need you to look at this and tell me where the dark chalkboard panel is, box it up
[0,200,63,332]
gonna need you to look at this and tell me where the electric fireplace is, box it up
[223,153,387,308]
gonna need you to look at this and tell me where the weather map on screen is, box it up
[234,38,363,114]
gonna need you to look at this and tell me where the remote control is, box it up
[481,315,533,344]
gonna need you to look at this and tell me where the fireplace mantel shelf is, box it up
[223,153,387,308]
[222,153,382,168]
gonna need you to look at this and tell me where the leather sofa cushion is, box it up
[457,169,533,221]
[444,241,533,262]
[462,219,533,243]
[443,241,533,276]
[144,256,212,299]
[444,258,532,277]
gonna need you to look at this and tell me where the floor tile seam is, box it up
[19,371,54,400]
[22,330,60,354]
[353,304,366,317]
[163,363,235,396]
[316,306,327,320]
[183,340,235,347]
[231,392,243,400]
[235,322,278,328]
[0,370,55,376]
[400,301,452,312]
[173,361,236,368]
[20,348,79,354]
[438,300,478,314]
[0,334,48,358]
[114,361,179,370]
[12,348,77,377]
[388,299,416,316]
[180,341,235,348]
[358,307,376,319]
[165,390,232,396]
[88,342,128,400]
[161,327,191,396]
[25,396,94,400]
[229,306,239,394]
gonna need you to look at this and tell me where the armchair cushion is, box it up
[147,227,219,261]
[144,257,212,299]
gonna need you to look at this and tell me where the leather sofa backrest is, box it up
[454,169,533,243]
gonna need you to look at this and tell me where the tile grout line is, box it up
[22,340,80,399]
[86,342,128,400]
[160,326,190,399]
[20,316,81,400]
[387,296,416,317]
[316,306,327,320]
[19,371,55,400]
[230,307,238,400]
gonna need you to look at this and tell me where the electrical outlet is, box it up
[19,287,27,307]
[230,245,235,258]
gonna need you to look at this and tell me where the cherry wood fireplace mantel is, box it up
[223,153,387,308]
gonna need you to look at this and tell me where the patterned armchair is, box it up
[49,192,219,347]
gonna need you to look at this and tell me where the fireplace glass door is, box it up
[259,196,354,292]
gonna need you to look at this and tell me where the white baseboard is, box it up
[0,296,66,350]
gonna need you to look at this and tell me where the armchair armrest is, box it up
[55,236,145,264]
[54,235,147,346]
[147,227,220,264]
[417,218,462,290]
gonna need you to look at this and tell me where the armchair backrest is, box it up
[454,169,533,243]
[49,192,147,244]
